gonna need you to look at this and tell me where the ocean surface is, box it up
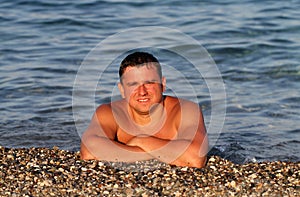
[1,0,299,164]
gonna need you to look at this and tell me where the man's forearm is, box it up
[127,136,207,168]
[81,135,154,162]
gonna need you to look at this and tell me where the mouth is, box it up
[137,98,150,103]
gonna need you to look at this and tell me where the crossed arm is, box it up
[126,132,208,167]
[80,104,208,168]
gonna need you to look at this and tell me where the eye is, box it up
[127,82,138,87]
[145,81,155,84]
[144,80,158,87]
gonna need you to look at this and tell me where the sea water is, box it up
[1,0,299,163]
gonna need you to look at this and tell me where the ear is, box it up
[118,82,125,98]
[161,77,166,92]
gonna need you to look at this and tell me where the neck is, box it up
[129,100,166,126]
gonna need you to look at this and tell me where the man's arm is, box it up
[81,135,154,162]
[127,129,208,168]
[80,104,154,162]
[127,101,208,168]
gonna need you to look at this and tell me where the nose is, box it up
[137,84,147,96]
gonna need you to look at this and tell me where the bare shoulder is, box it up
[165,96,204,136]
[165,96,200,112]
[95,100,123,119]
[96,103,112,113]
[94,102,118,134]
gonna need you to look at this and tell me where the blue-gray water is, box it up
[1,0,299,164]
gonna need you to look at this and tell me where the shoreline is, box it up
[0,146,299,196]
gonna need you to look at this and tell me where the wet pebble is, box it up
[0,146,299,196]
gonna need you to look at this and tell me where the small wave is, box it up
[227,104,263,113]
[208,143,251,164]
[210,46,254,58]
[287,129,300,134]
[35,18,88,27]
[281,96,300,103]
[15,0,72,7]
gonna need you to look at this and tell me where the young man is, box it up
[80,52,208,168]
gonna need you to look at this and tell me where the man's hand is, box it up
[126,135,207,168]
[127,135,168,151]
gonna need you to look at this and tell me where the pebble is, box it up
[0,146,299,196]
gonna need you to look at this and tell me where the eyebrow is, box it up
[126,79,160,86]
[126,81,138,86]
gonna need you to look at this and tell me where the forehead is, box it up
[122,65,160,81]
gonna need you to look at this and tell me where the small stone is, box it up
[210,165,217,171]
[209,157,216,162]
[181,167,188,171]
[103,191,109,195]
[249,173,257,179]
[230,180,236,188]
[0,147,298,196]
[113,184,119,189]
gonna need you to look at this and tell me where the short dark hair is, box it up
[119,52,162,81]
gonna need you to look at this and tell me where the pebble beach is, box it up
[0,147,299,196]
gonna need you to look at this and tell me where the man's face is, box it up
[118,64,166,115]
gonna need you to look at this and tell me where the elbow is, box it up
[170,155,207,168]
[197,156,207,168]
[80,151,95,160]
[80,142,97,160]
[186,156,207,168]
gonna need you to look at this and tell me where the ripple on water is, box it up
[0,0,299,163]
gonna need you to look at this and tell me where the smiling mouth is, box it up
[137,98,150,102]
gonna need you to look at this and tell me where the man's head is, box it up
[118,52,166,115]
[119,52,162,82]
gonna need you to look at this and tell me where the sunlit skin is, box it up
[118,65,166,125]
[80,64,208,168]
